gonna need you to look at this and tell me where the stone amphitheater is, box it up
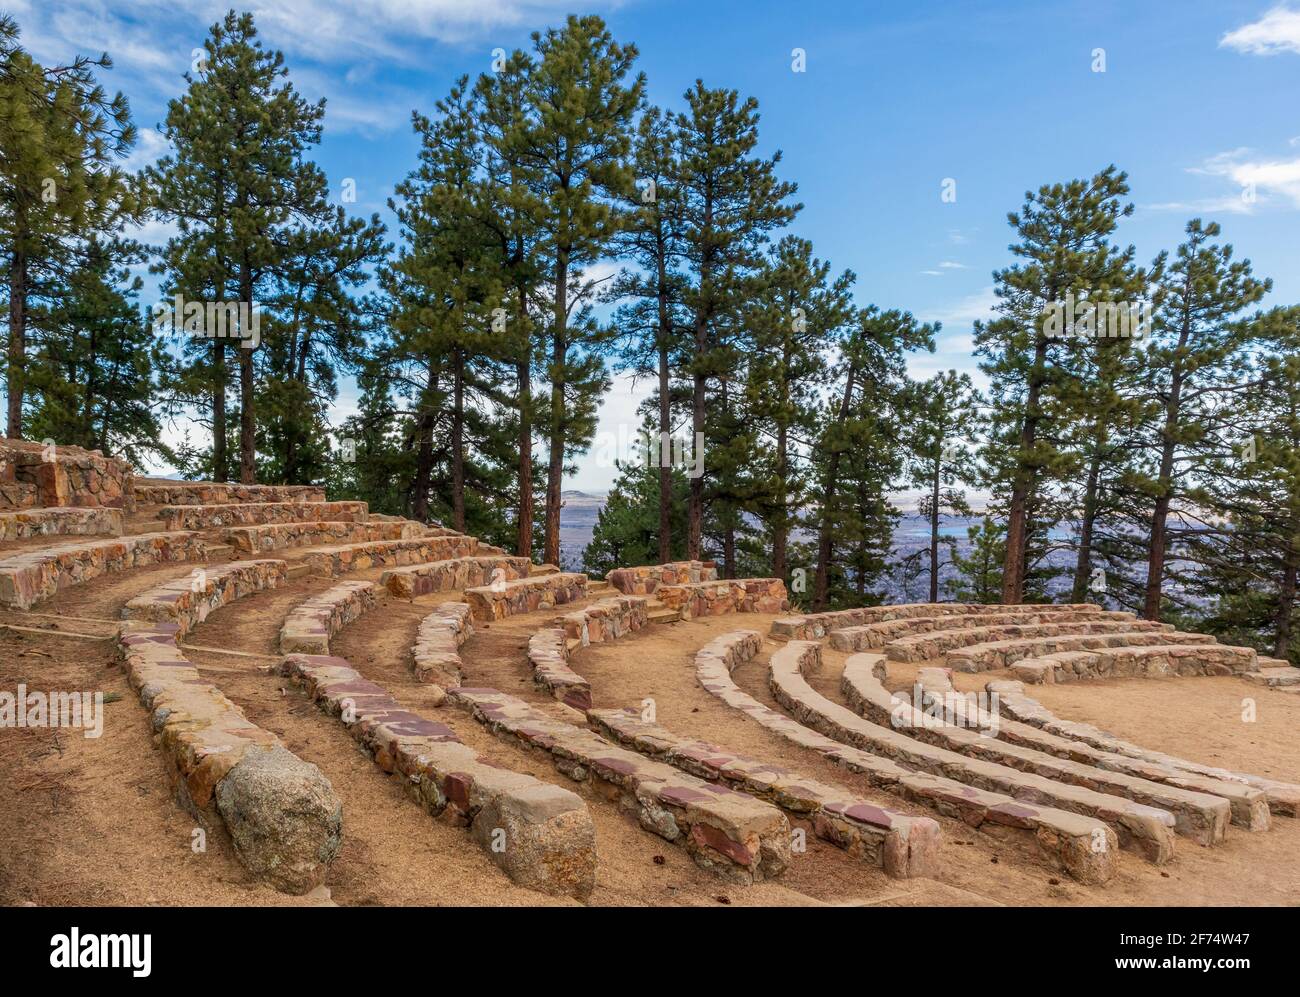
[2,443,1298,906]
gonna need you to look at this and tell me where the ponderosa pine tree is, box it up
[1137,219,1269,620]
[149,10,329,483]
[745,236,855,583]
[513,14,644,565]
[975,166,1137,604]
[674,82,799,559]
[609,105,687,564]
[1,15,137,439]
[901,370,981,603]
[810,307,935,609]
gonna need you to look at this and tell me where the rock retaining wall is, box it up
[411,603,473,692]
[279,581,377,655]
[465,572,587,622]
[382,555,530,599]
[225,520,419,553]
[135,481,326,505]
[1012,643,1257,684]
[303,535,480,577]
[117,623,341,893]
[122,559,287,637]
[0,532,206,609]
[280,654,596,899]
[0,506,123,541]
[562,595,648,645]
[655,578,787,619]
[160,501,368,531]
[0,439,134,511]
[606,560,717,595]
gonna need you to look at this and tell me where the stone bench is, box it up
[693,631,1117,884]
[279,654,595,899]
[0,531,207,609]
[562,595,649,645]
[122,559,287,638]
[412,603,473,692]
[829,609,1134,653]
[1011,643,1258,684]
[279,581,377,655]
[986,679,1300,818]
[135,481,327,505]
[948,630,1217,673]
[528,628,592,711]
[906,667,1267,830]
[382,555,530,599]
[302,535,481,577]
[160,501,368,531]
[0,506,124,541]
[449,687,791,883]
[117,623,340,893]
[886,619,1172,663]
[770,641,1176,864]
[464,572,587,623]
[771,602,1103,640]
[606,560,718,595]
[840,654,1237,844]
[589,706,940,878]
[224,520,420,553]
[655,578,787,620]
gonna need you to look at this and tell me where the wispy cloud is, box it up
[1148,146,1300,213]
[1221,5,1300,56]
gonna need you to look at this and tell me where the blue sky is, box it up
[9,0,1300,490]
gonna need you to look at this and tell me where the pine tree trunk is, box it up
[656,249,672,564]
[238,271,256,484]
[1002,329,1050,604]
[929,460,941,603]
[1144,329,1188,620]
[688,353,705,560]
[6,248,26,438]
[544,255,567,567]
[813,363,857,611]
[515,282,533,559]
[211,339,227,482]
[412,402,435,523]
[773,421,788,581]
[451,349,466,533]
[1071,450,1103,603]
[1274,543,1299,661]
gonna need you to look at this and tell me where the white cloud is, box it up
[1221,5,1300,56]
[938,260,966,269]
[1149,146,1300,213]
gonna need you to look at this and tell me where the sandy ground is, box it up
[3,533,1299,906]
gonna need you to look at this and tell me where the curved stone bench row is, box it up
[303,535,481,578]
[118,623,341,893]
[279,581,377,655]
[465,572,587,623]
[0,531,207,609]
[134,481,327,505]
[693,631,1118,883]
[562,595,649,646]
[1012,643,1258,684]
[772,601,1103,640]
[606,560,717,595]
[588,705,940,878]
[769,641,1176,864]
[829,608,1134,653]
[907,666,1268,829]
[160,500,368,531]
[886,619,1173,664]
[122,559,287,638]
[449,686,791,883]
[986,679,1300,817]
[528,628,591,711]
[224,520,421,553]
[948,630,1216,673]
[412,603,473,691]
[0,506,124,541]
[382,555,530,599]
[279,654,595,899]
[655,577,787,620]
[840,654,1237,843]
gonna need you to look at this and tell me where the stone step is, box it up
[206,544,235,561]
[530,563,561,576]
[1241,666,1300,687]
[286,563,312,580]
[648,608,680,624]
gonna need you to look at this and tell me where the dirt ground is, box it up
[2,550,1298,907]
